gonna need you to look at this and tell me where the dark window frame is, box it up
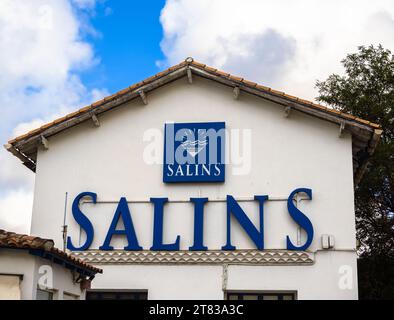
[36,288,54,300]
[86,289,148,300]
[226,291,297,300]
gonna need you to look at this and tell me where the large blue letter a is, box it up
[99,197,142,250]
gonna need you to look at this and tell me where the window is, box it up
[226,292,296,300]
[36,289,53,300]
[0,275,22,300]
[86,290,148,300]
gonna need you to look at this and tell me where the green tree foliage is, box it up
[316,45,394,299]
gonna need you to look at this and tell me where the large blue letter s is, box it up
[287,188,314,251]
[67,192,96,251]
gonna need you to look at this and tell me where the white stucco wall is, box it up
[89,250,357,300]
[30,75,358,299]
[0,249,34,299]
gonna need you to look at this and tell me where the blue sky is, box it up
[1,0,394,232]
[80,1,166,94]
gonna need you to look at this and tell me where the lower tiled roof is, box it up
[0,229,102,274]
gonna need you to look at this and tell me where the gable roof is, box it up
[4,57,382,185]
[0,229,102,276]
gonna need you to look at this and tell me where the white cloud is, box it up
[0,150,34,192]
[11,87,109,138]
[0,0,98,132]
[0,189,33,234]
[0,0,105,234]
[159,0,394,100]
[72,0,97,9]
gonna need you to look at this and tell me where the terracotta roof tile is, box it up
[155,70,169,78]
[215,69,231,77]
[203,66,217,73]
[357,118,371,125]
[39,122,53,131]
[14,132,29,141]
[242,79,257,87]
[0,230,53,250]
[0,229,102,274]
[117,88,131,96]
[26,128,42,136]
[104,93,117,101]
[191,61,206,68]
[310,103,327,111]
[130,82,143,90]
[66,111,80,119]
[53,116,65,124]
[341,113,357,120]
[91,99,104,108]
[143,75,158,83]
[270,89,285,96]
[283,94,299,101]
[328,108,341,114]
[256,84,271,91]
[78,106,91,113]
[228,75,244,82]
[7,58,381,148]
[297,98,311,105]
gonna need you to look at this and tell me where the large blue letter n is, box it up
[222,195,268,250]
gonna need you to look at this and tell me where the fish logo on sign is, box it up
[181,129,208,157]
[163,122,225,182]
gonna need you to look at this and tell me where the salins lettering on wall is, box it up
[66,122,314,252]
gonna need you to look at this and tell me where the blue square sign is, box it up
[163,122,225,183]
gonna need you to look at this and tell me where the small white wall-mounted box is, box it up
[321,234,335,249]
[329,235,335,248]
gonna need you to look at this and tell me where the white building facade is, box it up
[6,59,381,300]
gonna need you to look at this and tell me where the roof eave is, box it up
[5,59,382,185]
